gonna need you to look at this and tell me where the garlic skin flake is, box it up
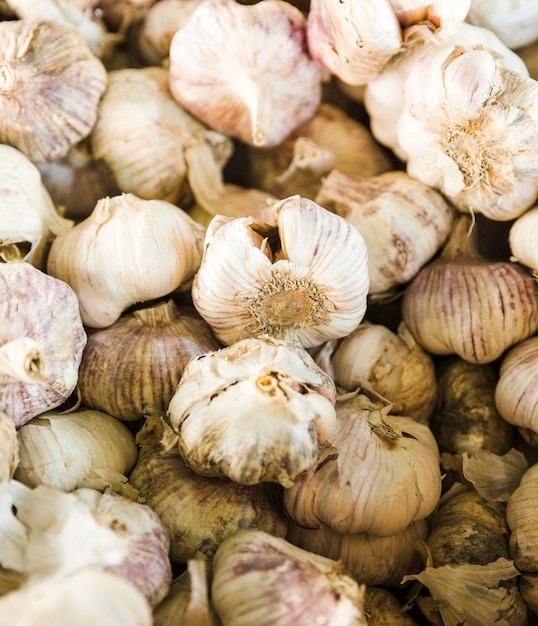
[168,0,325,148]
[397,44,538,221]
[192,195,369,348]
[168,335,337,488]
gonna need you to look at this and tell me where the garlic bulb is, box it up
[0,19,107,162]
[0,568,153,626]
[397,43,538,221]
[283,392,442,536]
[0,144,72,270]
[211,529,367,626]
[192,195,369,348]
[14,409,138,492]
[128,417,288,563]
[467,0,538,50]
[315,169,454,296]
[495,336,538,439]
[97,0,157,33]
[509,205,538,278]
[168,0,325,148]
[0,262,87,428]
[0,412,18,481]
[402,214,538,364]
[168,335,337,487]
[286,518,429,588]
[91,66,233,206]
[77,300,221,421]
[47,193,205,328]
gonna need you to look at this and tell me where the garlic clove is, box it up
[509,204,538,278]
[168,0,325,148]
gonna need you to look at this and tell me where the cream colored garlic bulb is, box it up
[0,568,153,626]
[315,169,454,296]
[397,43,538,221]
[0,412,18,481]
[168,0,325,148]
[402,214,538,364]
[0,262,87,428]
[0,144,73,270]
[168,335,337,487]
[283,392,442,537]
[211,529,367,626]
[47,193,205,328]
[467,0,538,50]
[14,409,138,492]
[509,205,538,278]
[91,66,233,206]
[192,195,369,348]
[0,19,107,162]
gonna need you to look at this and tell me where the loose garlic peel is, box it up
[167,335,337,487]
[192,195,369,348]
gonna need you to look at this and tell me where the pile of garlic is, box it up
[1,0,538,624]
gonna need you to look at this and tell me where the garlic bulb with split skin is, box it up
[47,193,205,328]
[168,335,337,487]
[168,0,325,148]
[192,195,369,348]
[0,262,87,428]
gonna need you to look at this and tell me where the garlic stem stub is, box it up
[192,194,369,348]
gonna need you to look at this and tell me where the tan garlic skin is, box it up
[210,529,367,626]
[0,262,87,428]
[128,417,288,564]
[495,336,538,440]
[432,357,515,456]
[15,409,138,492]
[402,214,538,364]
[0,412,18,481]
[286,518,428,588]
[283,393,442,537]
[509,205,538,278]
[0,19,107,162]
[77,300,221,421]
[315,170,454,296]
[168,0,325,148]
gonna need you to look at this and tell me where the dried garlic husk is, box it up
[0,480,172,607]
[283,392,442,536]
[77,300,220,421]
[192,195,369,348]
[128,417,288,563]
[0,144,73,270]
[315,169,454,296]
[286,518,428,588]
[211,529,367,626]
[0,568,153,626]
[168,0,325,148]
[47,193,205,328]
[402,214,538,363]
[14,409,138,492]
[495,336,538,440]
[0,19,107,162]
[466,0,538,50]
[0,262,86,427]
[91,66,233,205]
[364,587,418,625]
[397,44,538,221]
[509,205,538,278]
[0,412,18,480]
[431,358,515,455]
[313,322,438,424]
[168,335,337,487]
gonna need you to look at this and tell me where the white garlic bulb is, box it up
[509,205,538,277]
[168,335,337,488]
[397,43,538,221]
[192,195,369,348]
[47,193,206,328]
[168,0,325,148]
[467,0,538,50]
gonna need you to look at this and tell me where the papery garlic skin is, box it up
[509,205,538,278]
[467,0,538,50]
[168,0,325,148]
[168,335,337,488]
[47,193,205,328]
[192,195,369,348]
[0,262,87,427]
[389,0,471,30]
[0,412,18,481]
[397,44,538,221]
